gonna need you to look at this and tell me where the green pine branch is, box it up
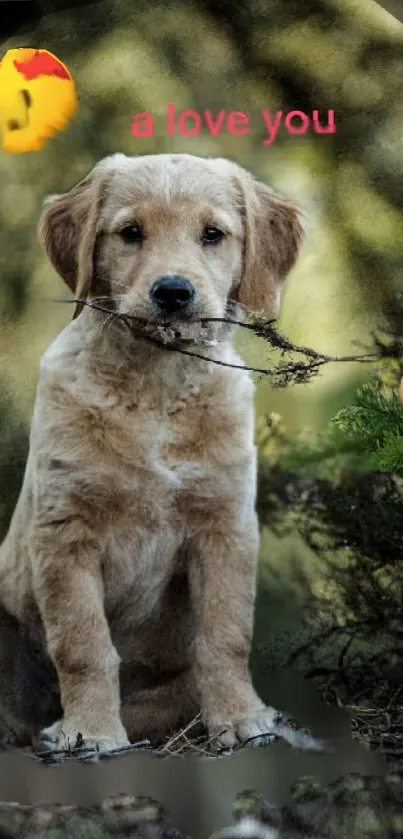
[278,382,403,477]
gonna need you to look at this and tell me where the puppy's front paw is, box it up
[208,704,282,749]
[38,718,130,754]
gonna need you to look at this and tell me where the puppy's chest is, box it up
[101,382,243,494]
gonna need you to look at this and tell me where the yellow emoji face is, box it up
[0,48,77,153]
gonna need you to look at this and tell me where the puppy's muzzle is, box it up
[150,275,196,315]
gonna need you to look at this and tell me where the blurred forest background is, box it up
[1,0,403,761]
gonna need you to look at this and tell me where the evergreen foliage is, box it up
[256,306,403,733]
[279,381,403,477]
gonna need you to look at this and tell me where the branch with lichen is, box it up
[53,295,403,389]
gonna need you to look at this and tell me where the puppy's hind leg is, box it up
[121,668,202,747]
[0,603,61,749]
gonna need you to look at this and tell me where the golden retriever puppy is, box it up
[0,153,303,752]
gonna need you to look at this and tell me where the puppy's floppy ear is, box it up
[38,168,111,304]
[233,170,304,318]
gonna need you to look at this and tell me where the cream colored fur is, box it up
[0,153,303,752]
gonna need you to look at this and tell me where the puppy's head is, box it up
[38,153,304,346]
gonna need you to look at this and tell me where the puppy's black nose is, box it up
[150,275,195,313]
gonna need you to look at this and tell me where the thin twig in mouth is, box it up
[50,296,383,385]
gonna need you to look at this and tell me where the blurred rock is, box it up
[230,772,403,838]
[0,772,402,838]
[0,794,175,839]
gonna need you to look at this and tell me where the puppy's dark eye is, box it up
[119,225,144,243]
[202,226,224,245]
